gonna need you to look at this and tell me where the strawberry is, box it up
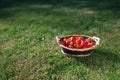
[61,41,66,46]
[73,43,77,48]
[88,43,92,47]
[92,42,95,46]
[76,39,81,46]
[83,45,87,48]
[63,38,67,42]
[84,41,88,45]
[86,38,92,43]
[70,36,76,44]
[66,38,71,44]
[78,45,82,49]
[69,41,73,45]
[87,45,90,48]
[68,44,74,48]
[77,36,82,41]
[80,40,84,47]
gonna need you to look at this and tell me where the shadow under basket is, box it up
[56,35,100,57]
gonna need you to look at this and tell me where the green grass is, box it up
[0,0,120,80]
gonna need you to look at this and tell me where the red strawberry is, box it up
[68,44,74,48]
[73,43,77,48]
[86,38,92,43]
[77,36,82,41]
[87,45,90,48]
[81,40,89,49]
[80,40,84,47]
[70,36,76,44]
[88,42,92,47]
[63,38,67,42]
[70,41,73,45]
[68,45,71,48]
[83,45,87,48]
[66,38,71,44]
[78,45,82,49]
[92,42,95,46]
[83,42,88,49]
[76,39,81,46]
[61,41,66,46]
[84,41,88,45]
[61,38,67,46]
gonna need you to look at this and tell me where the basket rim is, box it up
[57,35,99,51]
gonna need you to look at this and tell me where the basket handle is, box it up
[56,36,61,43]
[92,36,100,45]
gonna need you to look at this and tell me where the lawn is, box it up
[0,0,120,80]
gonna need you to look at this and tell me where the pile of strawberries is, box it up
[61,36,95,49]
